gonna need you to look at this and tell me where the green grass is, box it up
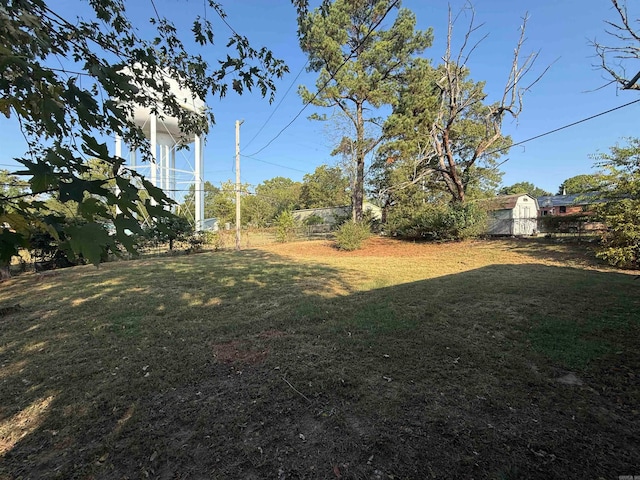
[0,238,638,479]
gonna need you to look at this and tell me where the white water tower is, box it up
[114,68,207,230]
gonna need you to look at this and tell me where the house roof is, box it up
[481,194,537,211]
[536,192,603,208]
[292,201,381,215]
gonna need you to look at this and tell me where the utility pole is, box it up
[235,119,244,251]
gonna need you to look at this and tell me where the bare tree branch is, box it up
[593,0,640,90]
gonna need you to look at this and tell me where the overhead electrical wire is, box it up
[245,0,401,158]
[243,60,310,151]
[241,154,309,174]
[487,97,640,161]
[242,98,640,179]
[241,97,640,180]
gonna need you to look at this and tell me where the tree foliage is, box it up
[180,181,221,222]
[0,170,29,201]
[0,0,288,268]
[557,174,607,195]
[380,6,541,205]
[299,165,350,208]
[593,137,640,268]
[243,177,301,227]
[499,182,551,198]
[298,0,432,220]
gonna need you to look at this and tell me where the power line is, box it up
[241,154,308,173]
[488,98,640,161]
[243,60,310,150]
[246,0,401,157]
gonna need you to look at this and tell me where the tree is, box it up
[298,0,432,221]
[593,137,640,268]
[256,177,301,214]
[244,177,301,226]
[557,174,607,195]
[210,181,243,225]
[0,0,288,269]
[381,6,542,205]
[0,170,29,200]
[368,152,450,224]
[499,181,551,197]
[144,216,193,251]
[299,165,350,208]
[180,181,221,223]
[594,0,640,91]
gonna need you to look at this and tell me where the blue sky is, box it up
[2,0,638,196]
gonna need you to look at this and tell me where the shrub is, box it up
[538,213,591,234]
[595,198,640,268]
[144,216,194,250]
[200,230,233,251]
[386,202,487,241]
[303,214,324,226]
[334,221,371,251]
[186,232,205,253]
[275,210,298,243]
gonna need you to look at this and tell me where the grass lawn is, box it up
[0,237,638,479]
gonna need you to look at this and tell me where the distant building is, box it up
[201,217,219,231]
[536,193,607,234]
[537,192,603,216]
[483,194,539,236]
[292,202,382,226]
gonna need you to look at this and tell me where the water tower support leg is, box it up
[170,147,176,209]
[195,134,204,231]
[150,113,157,190]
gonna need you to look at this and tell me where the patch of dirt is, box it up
[212,340,269,365]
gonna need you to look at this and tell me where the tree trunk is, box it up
[0,265,11,281]
[354,102,365,221]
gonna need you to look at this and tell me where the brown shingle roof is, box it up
[480,194,534,211]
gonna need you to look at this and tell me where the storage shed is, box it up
[484,194,539,236]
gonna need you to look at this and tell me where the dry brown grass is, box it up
[0,237,638,479]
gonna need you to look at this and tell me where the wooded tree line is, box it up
[177,164,349,227]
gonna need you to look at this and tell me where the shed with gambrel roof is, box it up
[482,193,539,236]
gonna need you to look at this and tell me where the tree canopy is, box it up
[499,182,551,198]
[0,0,288,267]
[298,0,432,220]
[557,174,607,195]
[299,165,350,209]
[593,137,640,268]
[244,177,301,227]
[379,6,541,206]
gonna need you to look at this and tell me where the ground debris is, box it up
[0,303,21,317]
[556,373,584,386]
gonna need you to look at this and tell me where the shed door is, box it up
[517,206,535,235]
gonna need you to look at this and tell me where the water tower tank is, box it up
[114,66,207,230]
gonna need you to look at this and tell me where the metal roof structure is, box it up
[537,192,603,208]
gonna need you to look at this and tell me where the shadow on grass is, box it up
[493,236,605,268]
[0,249,638,479]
